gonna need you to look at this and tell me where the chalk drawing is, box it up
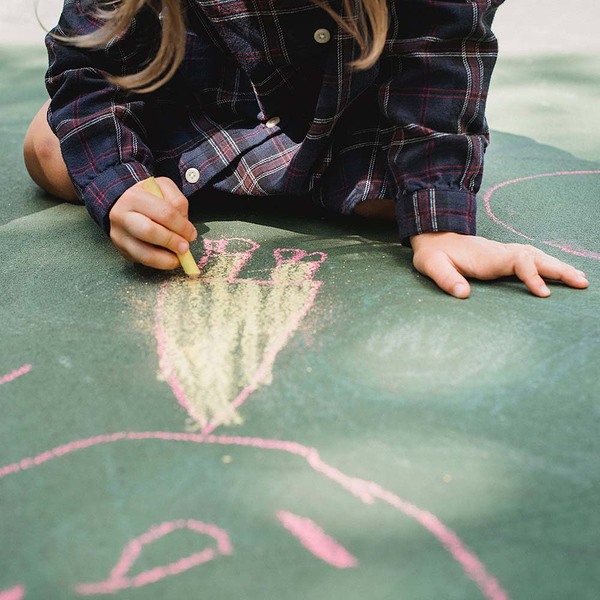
[277,510,358,568]
[483,171,600,261]
[155,238,327,432]
[75,519,232,595]
[0,586,25,600]
[0,242,511,599]
[0,432,508,600]
[0,365,31,386]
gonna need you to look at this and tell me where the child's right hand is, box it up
[109,177,198,270]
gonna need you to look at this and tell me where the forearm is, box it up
[45,1,159,231]
[381,0,506,241]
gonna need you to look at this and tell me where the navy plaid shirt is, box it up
[46,0,505,239]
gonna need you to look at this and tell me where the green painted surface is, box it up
[1,45,599,600]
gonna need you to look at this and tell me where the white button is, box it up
[265,116,281,128]
[314,28,331,44]
[185,168,200,184]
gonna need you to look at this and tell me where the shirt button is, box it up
[185,168,200,184]
[265,116,281,128]
[314,28,331,44]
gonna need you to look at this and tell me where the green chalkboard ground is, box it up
[1,44,599,600]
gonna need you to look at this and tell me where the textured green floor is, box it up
[1,45,599,600]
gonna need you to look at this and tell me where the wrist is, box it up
[409,232,469,252]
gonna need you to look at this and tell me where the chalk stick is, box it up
[141,177,201,276]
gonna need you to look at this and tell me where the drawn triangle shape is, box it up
[155,238,326,433]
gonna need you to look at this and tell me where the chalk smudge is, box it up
[0,586,25,600]
[0,432,509,600]
[0,365,31,387]
[155,238,326,431]
[277,510,358,568]
[483,170,600,262]
[75,519,232,595]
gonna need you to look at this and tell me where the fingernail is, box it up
[577,273,588,283]
[191,228,198,242]
[453,284,469,298]
[540,284,551,296]
[177,242,189,254]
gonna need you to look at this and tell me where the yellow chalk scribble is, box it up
[155,239,326,432]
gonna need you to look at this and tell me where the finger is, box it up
[154,177,192,220]
[513,255,551,297]
[132,196,197,244]
[115,235,181,270]
[534,255,589,289]
[123,211,192,256]
[136,187,197,243]
[414,251,471,298]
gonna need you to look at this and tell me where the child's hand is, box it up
[410,232,589,299]
[109,177,198,270]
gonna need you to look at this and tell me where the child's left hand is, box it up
[410,232,589,299]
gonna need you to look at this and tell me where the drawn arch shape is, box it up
[74,519,232,595]
[483,170,600,262]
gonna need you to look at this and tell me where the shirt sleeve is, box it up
[45,0,160,233]
[379,0,505,243]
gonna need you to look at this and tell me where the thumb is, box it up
[414,251,471,299]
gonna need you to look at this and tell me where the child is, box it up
[23,0,589,298]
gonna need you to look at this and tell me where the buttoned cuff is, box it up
[81,163,153,234]
[395,189,477,245]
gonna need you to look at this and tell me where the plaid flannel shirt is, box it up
[45,0,505,239]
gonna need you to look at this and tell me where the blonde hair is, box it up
[69,0,388,93]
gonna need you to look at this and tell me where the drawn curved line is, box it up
[277,510,358,569]
[75,519,232,595]
[0,432,508,600]
[541,240,600,261]
[483,170,600,261]
[0,585,25,600]
[0,365,31,386]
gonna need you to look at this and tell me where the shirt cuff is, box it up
[395,189,477,245]
[81,162,153,234]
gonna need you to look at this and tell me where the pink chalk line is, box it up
[483,170,600,261]
[277,510,358,569]
[197,238,260,282]
[154,239,327,434]
[0,365,31,386]
[542,241,600,261]
[0,586,25,600]
[0,431,508,600]
[75,519,232,595]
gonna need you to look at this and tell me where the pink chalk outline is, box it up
[483,170,600,261]
[277,510,358,569]
[75,519,232,595]
[155,238,327,435]
[0,240,510,599]
[0,364,31,386]
[0,431,508,600]
[0,586,25,600]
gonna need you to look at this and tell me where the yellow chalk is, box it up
[141,177,201,276]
